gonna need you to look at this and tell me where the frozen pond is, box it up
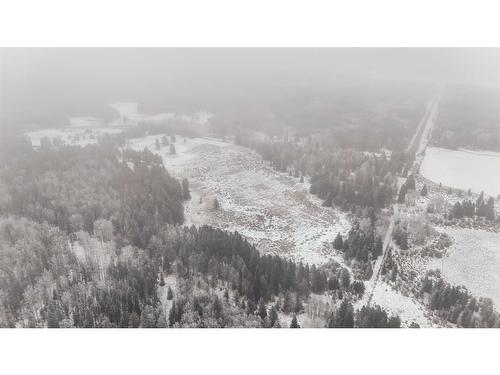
[429,227,500,307]
[420,147,500,197]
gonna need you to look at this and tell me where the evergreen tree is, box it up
[335,299,354,328]
[368,209,377,226]
[283,292,292,313]
[167,286,174,300]
[340,269,351,288]
[170,144,176,154]
[399,229,408,250]
[397,184,407,203]
[168,300,177,327]
[269,306,279,327]
[213,295,223,321]
[333,232,343,250]
[294,295,303,313]
[290,314,300,328]
[420,184,428,197]
[155,139,161,150]
[213,198,220,210]
[182,178,191,200]
[485,197,495,221]
[257,298,267,320]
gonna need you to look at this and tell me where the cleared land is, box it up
[428,227,500,306]
[128,135,351,265]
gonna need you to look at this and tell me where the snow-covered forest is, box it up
[1,50,499,329]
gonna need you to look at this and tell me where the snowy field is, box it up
[128,135,351,265]
[420,147,500,197]
[25,102,212,145]
[428,227,500,307]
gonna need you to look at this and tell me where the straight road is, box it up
[365,88,442,306]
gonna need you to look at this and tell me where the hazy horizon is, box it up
[1,48,499,131]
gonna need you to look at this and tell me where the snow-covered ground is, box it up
[25,102,213,144]
[428,227,500,307]
[128,135,351,265]
[420,147,500,197]
[357,281,435,327]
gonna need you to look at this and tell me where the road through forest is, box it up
[365,89,442,306]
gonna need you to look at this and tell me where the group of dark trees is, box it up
[325,300,401,328]
[392,224,409,250]
[333,223,383,279]
[420,271,500,328]
[152,225,362,307]
[397,174,417,203]
[355,304,401,328]
[250,139,404,211]
[449,192,496,221]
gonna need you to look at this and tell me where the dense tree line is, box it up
[355,305,401,328]
[149,225,361,305]
[333,222,383,279]
[248,139,404,211]
[420,270,500,328]
[325,300,401,328]
[448,192,495,221]
[0,142,185,249]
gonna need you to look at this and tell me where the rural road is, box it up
[366,89,442,306]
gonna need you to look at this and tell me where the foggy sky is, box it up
[1,48,499,129]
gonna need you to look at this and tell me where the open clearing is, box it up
[428,227,500,306]
[128,135,351,265]
[420,147,500,197]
